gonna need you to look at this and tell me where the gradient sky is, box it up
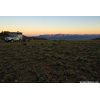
[0,16,100,36]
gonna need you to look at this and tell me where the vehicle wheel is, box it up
[11,39,14,42]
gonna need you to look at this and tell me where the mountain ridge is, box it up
[34,34,100,40]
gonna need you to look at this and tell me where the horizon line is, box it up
[1,31,100,36]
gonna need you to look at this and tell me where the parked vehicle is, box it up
[4,32,23,42]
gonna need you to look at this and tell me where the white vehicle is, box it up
[5,32,23,42]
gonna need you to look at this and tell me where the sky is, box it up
[0,16,100,36]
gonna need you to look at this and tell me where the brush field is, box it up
[0,40,100,83]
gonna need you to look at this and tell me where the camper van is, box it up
[5,32,23,42]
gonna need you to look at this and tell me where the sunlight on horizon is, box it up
[0,16,100,36]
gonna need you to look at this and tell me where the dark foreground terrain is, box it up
[0,40,100,83]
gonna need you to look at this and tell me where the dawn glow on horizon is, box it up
[0,16,100,36]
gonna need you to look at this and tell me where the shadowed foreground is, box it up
[0,40,100,83]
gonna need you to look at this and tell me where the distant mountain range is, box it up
[34,34,100,40]
[23,35,47,41]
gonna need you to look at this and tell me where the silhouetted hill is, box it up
[23,35,47,41]
[93,38,100,40]
[35,34,100,40]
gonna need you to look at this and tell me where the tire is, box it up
[11,39,14,42]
